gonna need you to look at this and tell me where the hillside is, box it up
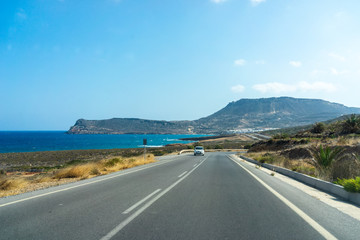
[67,97,360,134]
[67,118,193,134]
[196,97,360,130]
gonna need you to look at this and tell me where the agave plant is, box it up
[342,114,360,134]
[310,145,344,180]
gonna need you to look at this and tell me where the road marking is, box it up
[228,156,338,240]
[178,171,188,178]
[100,156,208,240]
[122,189,161,214]
[193,164,197,167]
[0,158,178,208]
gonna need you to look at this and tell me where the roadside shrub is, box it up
[331,153,360,180]
[151,150,166,156]
[105,158,123,167]
[244,144,252,149]
[214,145,223,149]
[336,177,360,193]
[342,114,360,134]
[272,133,289,140]
[256,154,275,164]
[54,165,93,179]
[310,145,344,180]
[311,122,326,134]
[90,167,101,176]
[0,178,28,190]
[293,166,316,177]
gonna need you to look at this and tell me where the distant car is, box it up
[194,146,205,156]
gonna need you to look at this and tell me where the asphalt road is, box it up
[1,152,360,240]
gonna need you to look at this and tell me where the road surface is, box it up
[1,152,360,239]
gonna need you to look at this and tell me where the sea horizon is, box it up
[0,131,208,153]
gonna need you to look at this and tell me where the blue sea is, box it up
[0,131,208,153]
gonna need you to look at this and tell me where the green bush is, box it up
[336,177,360,193]
[151,150,165,156]
[342,114,360,134]
[272,133,289,139]
[311,122,326,134]
[244,144,252,149]
[105,158,122,167]
[310,145,343,180]
[256,154,275,164]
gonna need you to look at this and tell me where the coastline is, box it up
[0,145,186,172]
[0,131,208,154]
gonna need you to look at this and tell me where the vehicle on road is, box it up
[194,146,205,156]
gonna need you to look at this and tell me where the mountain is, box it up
[67,97,360,134]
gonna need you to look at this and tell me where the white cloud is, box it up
[251,0,266,6]
[289,61,302,67]
[231,85,245,93]
[328,53,345,61]
[234,59,246,66]
[297,81,337,92]
[253,81,336,93]
[253,82,296,93]
[211,0,227,3]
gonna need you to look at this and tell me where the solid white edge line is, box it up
[193,164,197,167]
[0,158,177,208]
[122,189,162,214]
[100,156,208,240]
[178,171,188,178]
[228,155,337,240]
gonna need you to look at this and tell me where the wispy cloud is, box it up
[234,59,246,66]
[231,85,245,93]
[255,60,266,65]
[211,0,227,4]
[311,69,327,76]
[16,9,27,20]
[289,61,302,67]
[328,52,345,61]
[330,68,348,76]
[251,0,266,6]
[253,81,336,93]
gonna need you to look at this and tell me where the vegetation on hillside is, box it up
[0,154,155,197]
[246,115,360,192]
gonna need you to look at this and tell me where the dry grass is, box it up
[245,151,316,177]
[0,154,156,198]
[0,178,28,191]
[54,163,100,179]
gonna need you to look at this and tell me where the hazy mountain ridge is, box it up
[67,97,360,134]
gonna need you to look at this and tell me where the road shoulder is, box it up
[231,154,360,221]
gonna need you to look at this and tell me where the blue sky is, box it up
[1,0,360,130]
